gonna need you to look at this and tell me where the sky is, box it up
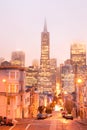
[0,0,87,66]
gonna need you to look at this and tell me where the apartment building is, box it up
[0,61,30,119]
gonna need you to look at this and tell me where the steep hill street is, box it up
[0,111,87,130]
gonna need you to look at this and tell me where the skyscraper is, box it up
[11,50,25,67]
[70,43,86,66]
[70,43,86,95]
[40,20,50,66]
[38,20,51,93]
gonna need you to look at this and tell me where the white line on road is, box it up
[9,124,16,130]
[25,124,31,130]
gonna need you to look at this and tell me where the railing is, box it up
[0,91,19,96]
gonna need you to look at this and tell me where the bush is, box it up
[64,99,74,114]
[45,107,52,114]
[38,106,45,114]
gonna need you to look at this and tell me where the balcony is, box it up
[0,92,19,96]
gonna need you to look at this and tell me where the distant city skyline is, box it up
[0,0,87,66]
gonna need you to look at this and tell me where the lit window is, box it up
[8,84,18,93]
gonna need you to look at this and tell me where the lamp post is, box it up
[76,78,83,119]
[2,79,8,118]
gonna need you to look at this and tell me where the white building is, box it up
[0,62,30,119]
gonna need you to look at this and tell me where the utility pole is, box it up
[74,64,77,99]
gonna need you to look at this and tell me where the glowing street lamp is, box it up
[2,79,6,83]
[77,78,83,84]
[77,78,83,103]
[64,91,67,95]
[76,78,83,118]
[2,79,8,118]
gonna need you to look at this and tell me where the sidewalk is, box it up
[74,118,87,125]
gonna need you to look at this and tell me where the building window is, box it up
[16,72,19,79]
[7,97,10,105]
[8,110,10,115]
[8,84,18,93]
[9,71,15,79]
[21,96,22,101]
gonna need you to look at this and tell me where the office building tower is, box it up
[60,63,75,93]
[38,20,51,93]
[26,65,38,87]
[11,50,25,67]
[50,58,57,88]
[70,43,86,66]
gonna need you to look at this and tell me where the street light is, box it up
[77,78,83,84]
[2,79,6,83]
[77,78,83,104]
[2,79,8,118]
[76,78,83,119]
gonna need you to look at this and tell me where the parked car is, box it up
[63,114,73,120]
[47,113,52,118]
[37,113,47,120]
[0,116,13,126]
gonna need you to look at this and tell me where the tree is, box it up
[64,99,74,114]
[38,106,45,114]
[45,106,52,114]
[50,102,55,109]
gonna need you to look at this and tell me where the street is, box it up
[0,112,87,130]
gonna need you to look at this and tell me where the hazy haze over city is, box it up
[0,0,87,66]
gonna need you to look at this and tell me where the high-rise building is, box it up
[70,43,86,99]
[40,20,50,66]
[50,58,57,88]
[70,43,86,66]
[38,20,51,93]
[11,50,25,67]
[60,63,75,93]
[26,66,38,87]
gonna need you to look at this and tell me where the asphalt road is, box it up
[0,112,87,130]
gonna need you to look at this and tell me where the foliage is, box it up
[50,102,55,108]
[45,106,52,114]
[64,99,74,114]
[38,106,45,114]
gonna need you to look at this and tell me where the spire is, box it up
[43,18,47,32]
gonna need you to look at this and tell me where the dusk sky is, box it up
[0,0,87,66]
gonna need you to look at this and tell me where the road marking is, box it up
[9,124,16,130]
[25,124,31,130]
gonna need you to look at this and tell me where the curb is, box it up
[75,120,87,125]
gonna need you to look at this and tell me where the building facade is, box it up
[60,63,75,93]
[11,50,25,67]
[70,43,87,118]
[38,20,51,93]
[50,58,57,91]
[0,62,30,119]
[25,66,38,87]
[70,43,86,66]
